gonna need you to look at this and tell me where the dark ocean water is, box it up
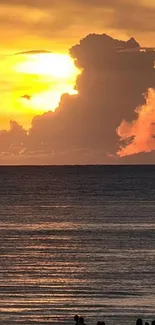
[0,165,155,325]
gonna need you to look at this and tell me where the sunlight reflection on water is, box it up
[1,166,155,324]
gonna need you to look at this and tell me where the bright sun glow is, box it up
[0,52,80,129]
[12,52,80,121]
[15,53,79,79]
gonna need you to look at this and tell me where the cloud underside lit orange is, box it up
[117,88,155,157]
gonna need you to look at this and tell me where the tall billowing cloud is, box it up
[117,88,155,157]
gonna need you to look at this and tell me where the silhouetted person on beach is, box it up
[74,315,79,325]
[78,316,86,325]
[136,318,143,325]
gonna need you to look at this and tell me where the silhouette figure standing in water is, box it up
[136,318,143,325]
[78,316,86,325]
[74,315,79,325]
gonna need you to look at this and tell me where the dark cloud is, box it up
[0,0,150,10]
[1,33,155,164]
[21,94,31,100]
[0,0,108,8]
[1,0,155,39]
[15,50,52,55]
[0,121,27,155]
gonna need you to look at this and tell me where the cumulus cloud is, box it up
[0,121,27,155]
[1,32,155,164]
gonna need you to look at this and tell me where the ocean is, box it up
[0,165,155,325]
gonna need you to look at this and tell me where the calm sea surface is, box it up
[0,165,155,325]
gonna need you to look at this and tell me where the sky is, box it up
[1,0,155,164]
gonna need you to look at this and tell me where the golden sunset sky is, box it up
[1,0,155,164]
[1,0,155,126]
